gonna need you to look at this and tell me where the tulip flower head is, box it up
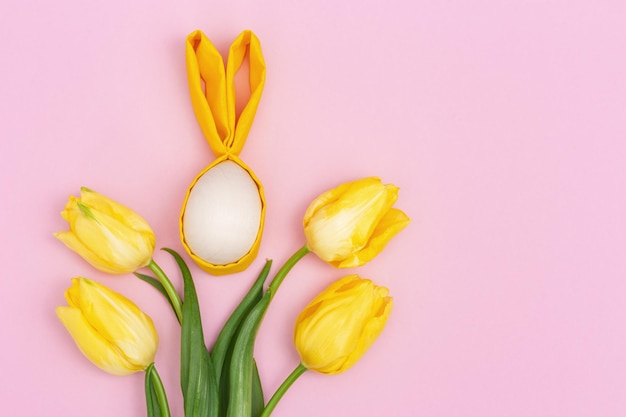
[294,275,393,375]
[55,187,156,274]
[303,177,410,268]
[56,278,158,376]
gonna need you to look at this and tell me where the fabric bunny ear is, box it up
[186,30,230,156]
[185,30,266,157]
[226,31,266,155]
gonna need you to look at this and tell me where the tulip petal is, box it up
[294,276,384,374]
[72,212,154,273]
[54,231,122,274]
[299,275,359,309]
[303,177,381,227]
[345,182,399,251]
[303,182,352,228]
[332,208,410,268]
[80,188,155,235]
[56,306,139,376]
[76,279,158,369]
[56,189,156,273]
[342,295,393,372]
[60,196,79,221]
[304,178,405,266]
[64,277,82,308]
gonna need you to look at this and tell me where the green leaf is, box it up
[216,347,265,417]
[145,365,160,417]
[212,260,272,382]
[145,364,172,417]
[251,360,264,417]
[164,248,219,417]
[226,291,271,417]
[134,272,177,313]
[213,261,271,417]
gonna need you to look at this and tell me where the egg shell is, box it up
[182,159,263,266]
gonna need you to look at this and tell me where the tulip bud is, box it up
[303,177,410,268]
[294,275,392,375]
[54,187,156,274]
[56,278,158,376]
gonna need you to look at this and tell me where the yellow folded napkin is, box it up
[180,30,266,275]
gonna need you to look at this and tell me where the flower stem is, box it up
[145,363,171,417]
[267,245,310,298]
[148,260,183,324]
[260,363,308,417]
[151,364,171,417]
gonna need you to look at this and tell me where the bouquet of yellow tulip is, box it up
[54,177,409,417]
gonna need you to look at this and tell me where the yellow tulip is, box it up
[56,278,158,376]
[293,275,393,375]
[55,187,156,274]
[303,177,410,268]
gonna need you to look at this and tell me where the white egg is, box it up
[183,160,262,265]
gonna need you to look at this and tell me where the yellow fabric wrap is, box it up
[180,30,267,275]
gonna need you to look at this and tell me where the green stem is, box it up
[267,245,310,298]
[148,260,183,324]
[259,364,308,417]
[150,364,171,417]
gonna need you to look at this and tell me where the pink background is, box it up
[1,0,625,416]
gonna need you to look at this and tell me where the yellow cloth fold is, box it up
[185,30,266,156]
[181,30,267,275]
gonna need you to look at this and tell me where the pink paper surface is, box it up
[2,1,626,416]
